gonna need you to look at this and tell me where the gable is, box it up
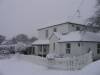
[49,33,60,42]
[49,32,62,40]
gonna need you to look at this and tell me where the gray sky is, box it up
[0,0,96,39]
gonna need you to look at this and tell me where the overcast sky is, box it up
[0,0,96,39]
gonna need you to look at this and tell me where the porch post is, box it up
[31,46,33,55]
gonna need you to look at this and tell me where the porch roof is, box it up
[58,31,100,42]
[32,40,49,45]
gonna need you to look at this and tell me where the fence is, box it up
[46,51,93,70]
[15,51,92,71]
[16,54,46,66]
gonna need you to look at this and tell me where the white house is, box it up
[32,21,100,60]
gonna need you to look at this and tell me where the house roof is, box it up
[38,21,86,30]
[32,40,49,45]
[58,31,100,42]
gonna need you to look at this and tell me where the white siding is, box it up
[37,22,99,59]
[38,23,69,40]
[68,24,85,32]
[81,42,97,59]
[59,42,98,57]
[38,23,86,40]
[49,34,60,54]
[59,42,82,56]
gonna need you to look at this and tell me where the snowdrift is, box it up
[80,60,100,75]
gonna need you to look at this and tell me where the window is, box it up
[78,43,80,47]
[53,28,57,32]
[53,43,55,51]
[97,43,100,54]
[72,25,74,27]
[66,43,71,54]
[45,30,48,38]
[76,27,80,31]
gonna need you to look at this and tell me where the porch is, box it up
[32,39,49,57]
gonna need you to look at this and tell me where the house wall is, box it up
[68,24,85,32]
[49,34,59,54]
[81,42,100,59]
[59,42,99,57]
[59,42,83,56]
[37,22,100,58]
[38,23,86,40]
[38,22,99,40]
[38,23,68,40]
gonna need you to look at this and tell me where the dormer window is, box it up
[53,28,57,32]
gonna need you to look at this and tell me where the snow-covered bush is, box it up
[15,42,27,53]
[0,45,11,55]
[46,53,55,59]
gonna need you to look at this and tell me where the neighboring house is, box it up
[32,21,100,59]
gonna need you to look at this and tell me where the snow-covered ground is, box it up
[0,55,99,75]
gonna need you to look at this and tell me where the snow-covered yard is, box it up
[0,55,99,75]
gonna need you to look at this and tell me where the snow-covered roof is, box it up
[38,19,86,30]
[32,40,49,45]
[58,31,100,42]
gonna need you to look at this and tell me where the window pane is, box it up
[97,44,100,48]
[97,49,100,54]
[66,43,70,48]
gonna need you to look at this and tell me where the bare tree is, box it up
[0,35,6,44]
[29,37,38,43]
[14,34,29,44]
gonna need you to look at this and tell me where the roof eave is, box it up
[58,41,100,43]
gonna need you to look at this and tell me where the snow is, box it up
[0,56,78,75]
[53,32,63,39]
[46,53,56,59]
[80,60,100,75]
[0,55,99,75]
[15,42,26,51]
[38,18,86,30]
[32,40,49,45]
[0,57,46,75]
[58,31,100,42]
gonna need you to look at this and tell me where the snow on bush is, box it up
[15,42,26,53]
